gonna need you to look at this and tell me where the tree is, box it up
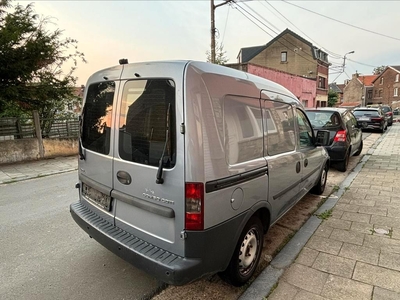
[206,42,229,65]
[328,90,338,107]
[373,65,386,75]
[0,0,85,125]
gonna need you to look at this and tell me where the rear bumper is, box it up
[325,144,348,162]
[70,202,201,285]
[357,122,383,131]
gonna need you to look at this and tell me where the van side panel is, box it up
[184,64,268,230]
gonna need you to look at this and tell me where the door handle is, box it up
[117,171,132,185]
[296,161,301,173]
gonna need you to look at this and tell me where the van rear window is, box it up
[118,79,176,168]
[81,82,115,155]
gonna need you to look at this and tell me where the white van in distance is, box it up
[70,60,330,286]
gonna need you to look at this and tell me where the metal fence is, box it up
[0,116,79,141]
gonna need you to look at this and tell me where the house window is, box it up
[395,88,399,97]
[318,76,326,89]
[379,89,383,97]
[281,51,287,62]
[380,77,384,85]
[302,100,308,107]
[367,90,372,99]
[396,74,399,82]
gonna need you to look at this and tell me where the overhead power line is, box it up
[234,2,327,67]
[281,0,400,42]
[346,58,379,68]
[264,0,343,59]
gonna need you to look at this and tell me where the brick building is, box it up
[236,28,330,107]
[342,73,377,107]
[371,66,400,108]
[226,63,316,108]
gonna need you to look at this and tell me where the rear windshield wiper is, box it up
[78,115,85,160]
[156,103,171,184]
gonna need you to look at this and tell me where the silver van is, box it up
[70,60,330,286]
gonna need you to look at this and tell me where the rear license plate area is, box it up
[82,183,111,211]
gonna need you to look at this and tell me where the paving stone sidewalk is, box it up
[0,155,78,184]
[246,123,400,300]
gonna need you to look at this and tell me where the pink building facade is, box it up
[247,64,317,108]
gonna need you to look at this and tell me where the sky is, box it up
[18,0,400,86]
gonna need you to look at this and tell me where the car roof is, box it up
[353,107,380,111]
[305,107,348,114]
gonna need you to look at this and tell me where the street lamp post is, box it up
[343,50,355,72]
[211,0,233,64]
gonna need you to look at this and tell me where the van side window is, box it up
[81,81,115,155]
[264,100,295,155]
[118,79,176,168]
[224,96,263,164]
[296,109,314,148]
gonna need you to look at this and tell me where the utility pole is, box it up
[211,0,233,64]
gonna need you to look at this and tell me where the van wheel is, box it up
[311,163,328,195]
[354,140,363,156]
[219,217,263,286]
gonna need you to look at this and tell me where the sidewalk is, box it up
[0,155,78,184]
[241,123,400,300]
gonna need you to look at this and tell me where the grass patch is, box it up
[332,185,340,193]
[315,208,333,220]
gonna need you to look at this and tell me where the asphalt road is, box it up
[0,172,163,300]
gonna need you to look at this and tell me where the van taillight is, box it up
[185,182,204,230]
[334,130,347,142]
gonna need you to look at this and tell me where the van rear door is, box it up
[79,67,122,222]
[112,76,185,255]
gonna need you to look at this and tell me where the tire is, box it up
[379,123,385,133]
[353,140,363,156]
[219,216,264,287]
[311,162,328,195]
[336,151,349,172]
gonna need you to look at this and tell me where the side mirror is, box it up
[315,130,330,146]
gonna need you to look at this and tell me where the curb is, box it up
[239,129,387,300]
[0,167,78,185]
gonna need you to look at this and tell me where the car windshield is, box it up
[381,106,391,113]
[306,111,340,128]
[353,110,379,117]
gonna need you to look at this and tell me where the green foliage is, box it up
[315,208,333,220]
[0,0,85,123]
[328,90,338,107]
[373,65,386,75]
[206,42,229,65]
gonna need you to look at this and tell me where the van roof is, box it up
[87,60,300,105]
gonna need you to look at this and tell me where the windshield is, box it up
[381,106,391,113]
[306,111,340,128]
[353,110,379,117]
[118,79,176,168]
